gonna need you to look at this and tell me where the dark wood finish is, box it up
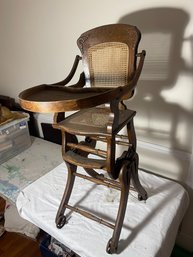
[0,197,41,257]
[19,85,121,113]
[41,123,62,145]
[19,24,145,114]
[0,232,41,257]
[77,24,140,85]
[19,24,147,254]
[56,108,136,136]
[0,198,5,213]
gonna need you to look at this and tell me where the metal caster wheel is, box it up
[56,215,66,229]
[138,192,148,201]
[106,238,117,254]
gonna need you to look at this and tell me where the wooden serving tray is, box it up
[19,85,120,113]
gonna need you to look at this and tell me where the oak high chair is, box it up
[19,24,147,254]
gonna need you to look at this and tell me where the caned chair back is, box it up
[77,24,141,93]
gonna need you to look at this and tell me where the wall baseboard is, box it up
[137,139,192,184]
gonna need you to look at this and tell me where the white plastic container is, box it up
[0,113,31,164]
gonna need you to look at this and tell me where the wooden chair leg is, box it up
[127,119,148,201]
[131,153,148,201]
[55,162,77,228]
[106,160,131,254]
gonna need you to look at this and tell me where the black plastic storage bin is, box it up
[39,234,77,257]
[40,235,58,257]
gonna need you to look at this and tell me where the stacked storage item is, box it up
[0,112,31,164]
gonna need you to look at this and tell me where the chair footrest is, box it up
[63,150,106,169]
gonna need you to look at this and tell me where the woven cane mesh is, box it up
[88,42,129,87]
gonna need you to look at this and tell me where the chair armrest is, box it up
[51,55,82,86]
[68,72,85,88]
[121,50,146,97]
[133,50,146,85]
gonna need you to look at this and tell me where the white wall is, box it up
[0,0,193,252]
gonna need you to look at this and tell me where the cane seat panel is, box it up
[56,108,136,136]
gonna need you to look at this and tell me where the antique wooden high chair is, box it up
[19,24,147,254]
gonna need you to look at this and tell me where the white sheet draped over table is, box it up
[17,163,189,257]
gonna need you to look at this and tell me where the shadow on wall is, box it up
[118,8,193,181]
